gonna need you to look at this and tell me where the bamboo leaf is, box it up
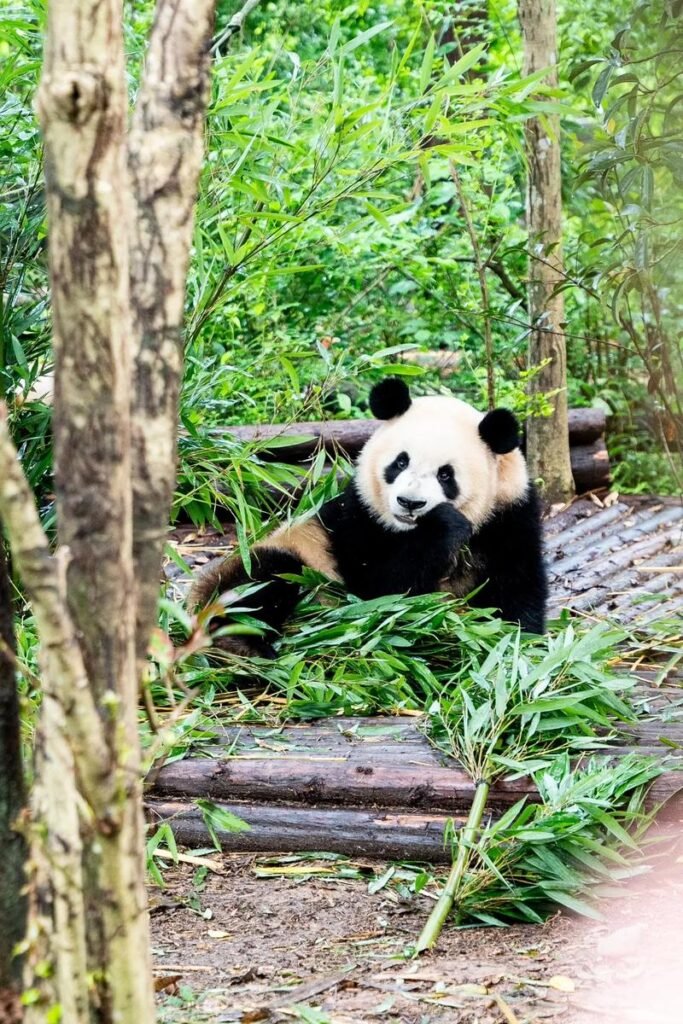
[419,35,435,94]
[339,21,392,56]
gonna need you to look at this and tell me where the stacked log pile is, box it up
[218,407,611,493]
[147,686,682,860]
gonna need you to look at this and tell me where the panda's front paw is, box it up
[421,503,473,545]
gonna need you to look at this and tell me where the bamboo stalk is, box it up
[415,779,490,953]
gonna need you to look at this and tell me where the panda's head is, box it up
[355,378,528,532]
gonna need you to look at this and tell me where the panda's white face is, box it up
[356,394,529,533]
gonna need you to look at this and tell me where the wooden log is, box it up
[218,419,377,463]
[147,765,681,860]
[146,799,462,861]
[401,350,463,376]
[210,425,609,493]
[150,703,683,815]
[216,407,606,463]
[566,407,607,445]
[569,439,611,493]
[151,747,535,813]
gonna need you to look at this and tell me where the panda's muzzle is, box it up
[397,496,426,515]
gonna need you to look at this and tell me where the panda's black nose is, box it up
[397,496,426,513]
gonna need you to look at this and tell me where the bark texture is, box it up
[0,407,102,1023]
[129,0,215,673]
[0,534,25,1023]
[16,1,220,1019]
[32,1,151,1020]
[519,0,574,502]
[36,0,135,704]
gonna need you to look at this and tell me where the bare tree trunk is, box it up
[0,535,25,1024]
[129,0,215,675]
[8,0,218,1020]
[519,0,574,502]
[34,1,154,1019]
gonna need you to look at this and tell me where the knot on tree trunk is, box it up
[37,68,108,126]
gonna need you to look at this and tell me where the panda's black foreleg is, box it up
[472,575,547,634]
[352,504,473,599]
[207,547,304,658]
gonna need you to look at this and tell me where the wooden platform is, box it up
[546,495,682,624]
[155,495,683,858]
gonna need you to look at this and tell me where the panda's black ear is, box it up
[369,378,412,420]
[479,408,520,454]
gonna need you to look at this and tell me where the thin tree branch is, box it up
[0,528,26,1001]
[211,0,263,54]
[449,161,495,409]
[0,406,110,812]
[128,0,216,673]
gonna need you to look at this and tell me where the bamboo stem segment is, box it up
[415,779,490,953]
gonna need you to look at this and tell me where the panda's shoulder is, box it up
[474,484,543,544]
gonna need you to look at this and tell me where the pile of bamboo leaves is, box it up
[416,629,662,949]
[152,586,670,939]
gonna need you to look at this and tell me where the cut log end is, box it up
[571,439,612,493]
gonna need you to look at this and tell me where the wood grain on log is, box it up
[148,754,681,861]
[566,408,608,445]
[568,440,611,493]
[151,746,682,811]
[151,746,535,813]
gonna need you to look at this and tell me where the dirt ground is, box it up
[152,834,683,1024]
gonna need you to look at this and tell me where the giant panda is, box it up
[188,378,547,655]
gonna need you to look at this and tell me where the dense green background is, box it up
[1,0,681,531]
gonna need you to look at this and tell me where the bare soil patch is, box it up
[152,837,683,1023]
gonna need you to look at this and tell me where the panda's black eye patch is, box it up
[384,451,409,484]
[437,464,458,500]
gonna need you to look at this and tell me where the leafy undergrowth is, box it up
[154,578,647,719]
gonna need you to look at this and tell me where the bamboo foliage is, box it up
[0,1,216,1020]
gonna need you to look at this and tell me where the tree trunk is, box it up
[11,1,218,1020]
[519,0,574,502]
[0,535,25,1024]
[34,2,154,1020]
[129,1,215,675]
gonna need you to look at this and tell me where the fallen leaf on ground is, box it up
[548,975,576,992]
[154,974,182,993]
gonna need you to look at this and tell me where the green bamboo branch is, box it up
[416,778,490,953]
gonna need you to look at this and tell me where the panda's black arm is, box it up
[191,547,304,657]
[372,504,473,597]
[469,486,547,633]
[321,493,472,600]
